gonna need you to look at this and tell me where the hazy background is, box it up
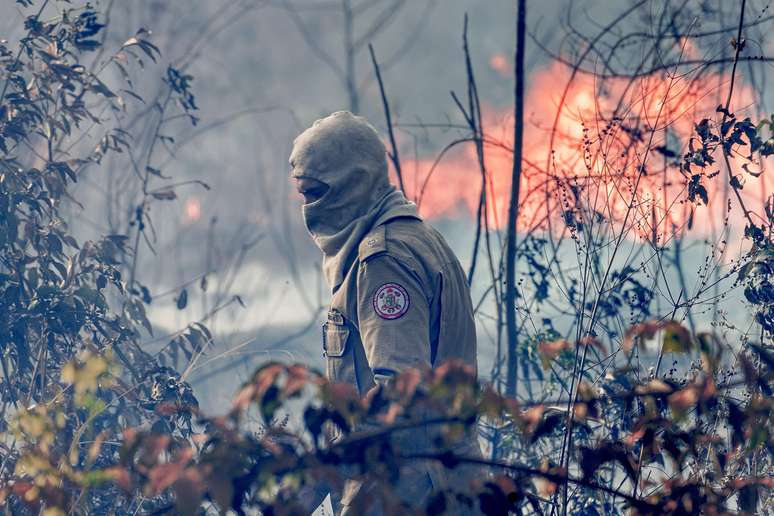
[3,0,772,413]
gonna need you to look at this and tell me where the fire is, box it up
[398,60,770,240]
[183,197,202,222]
[489,53,510,76]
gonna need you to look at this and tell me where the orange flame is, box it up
[397,60,771,240]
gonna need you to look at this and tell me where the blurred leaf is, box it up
[208,474,234,513]
[87,432,107,465]
[667,385,699,417]
[727,401,746,448]
[537,339,569,369]
[623,320,660,352]
[662,321,692,353]
[749,343,774,374]
[148,463,184,495]
[174,469,204,515]
[530,412,564,443]
[654,145,677,158]
[738,482,759,513]
[580,442,637,481]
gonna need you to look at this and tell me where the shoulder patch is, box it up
[358,225,387,261]
[373,282,410,320]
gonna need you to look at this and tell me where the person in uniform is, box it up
[290,111,481,514]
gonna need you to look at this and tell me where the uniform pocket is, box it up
[323,322,349,357]
[323,320,355,387]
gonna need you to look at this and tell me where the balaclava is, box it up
[290,111,419,291]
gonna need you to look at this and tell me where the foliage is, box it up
[682,109,774,332]
[4,323,774,514]
[0,2,204,514]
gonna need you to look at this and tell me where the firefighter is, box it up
[290,111,480,514]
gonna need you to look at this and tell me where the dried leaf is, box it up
[662,321,693,353]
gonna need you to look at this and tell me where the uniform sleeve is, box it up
[356,255,431,385]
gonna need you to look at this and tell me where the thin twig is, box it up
[368,43,405,195]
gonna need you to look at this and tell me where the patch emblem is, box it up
[373,283,410,320]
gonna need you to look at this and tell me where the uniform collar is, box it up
[317,187,420,292]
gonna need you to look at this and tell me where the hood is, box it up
[289,111,420,290]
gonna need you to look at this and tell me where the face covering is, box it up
[289,111,420,291]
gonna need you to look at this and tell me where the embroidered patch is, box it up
[373,283,410,320]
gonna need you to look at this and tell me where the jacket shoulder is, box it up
[358,224,387,261]
[360,217,437,265]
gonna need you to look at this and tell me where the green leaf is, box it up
[75,286,107,310]
[62,234,79,249]
[176,289,187,310]
[140,285,152,304]
[146,166,168,178]
[191,322,212,343]
[91,79,116,98]
[120,89,145,104]
[127,299,153,335]
[151,190,176,200]
[75,39,102,51]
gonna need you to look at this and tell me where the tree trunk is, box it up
[505,0,526,397]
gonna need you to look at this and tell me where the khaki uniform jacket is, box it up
[322,216,480,512]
